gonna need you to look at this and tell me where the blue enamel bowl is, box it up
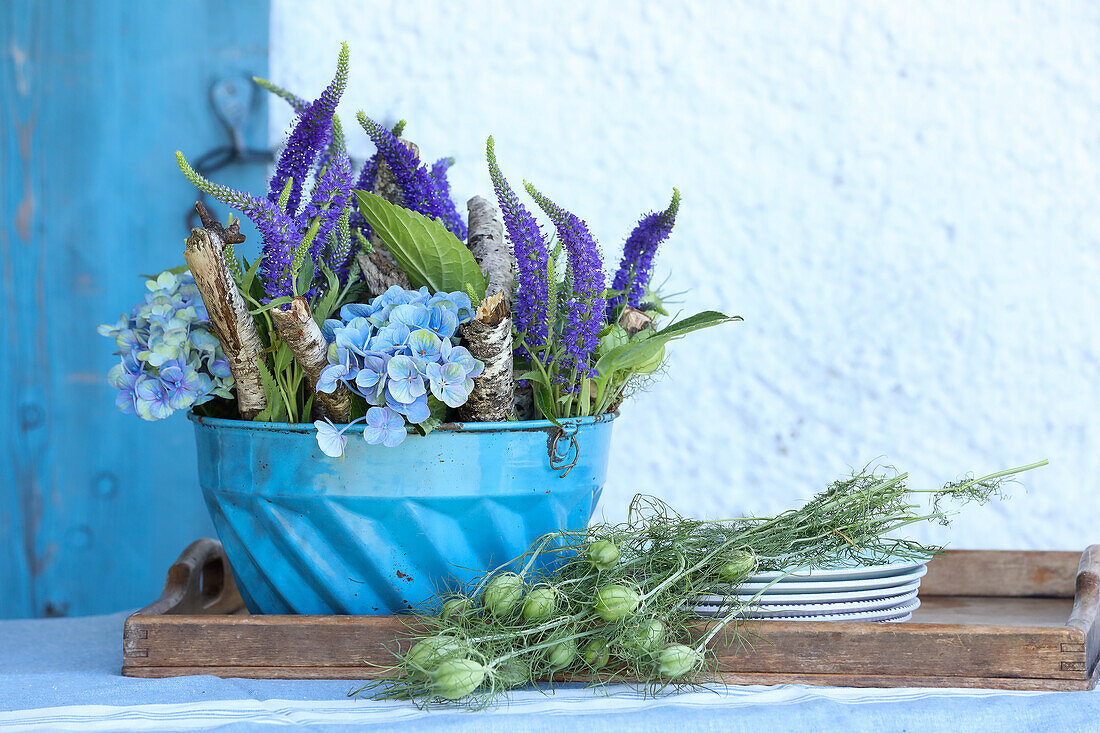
[190,412,615,614]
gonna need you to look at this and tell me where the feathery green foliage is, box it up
[362,459,1047,707]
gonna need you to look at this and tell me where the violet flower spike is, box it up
[300,151,353,295]
[523,182,606,378]
[267,42,349,217]
[355,112,467,241]
[486,137,551,360]
[609,188,681,317]
[429,157,467,241]
[176,152,301,300]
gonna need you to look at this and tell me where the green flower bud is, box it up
[717,551,757,583]
[586,540,620,571]
[430,658,486,700]
[656,643,700,679]
[405,634,466,670]
[544,636,578,669]
[482,573,525,617]
[521,585,557,621]
[493,658,530,689]
[440,595,473,619]
[621,617,665,657]
[593,583,641,622]
[582,638,610,669]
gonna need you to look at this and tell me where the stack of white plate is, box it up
[693,559,927,622]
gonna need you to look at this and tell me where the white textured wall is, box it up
[271,1,1100,549]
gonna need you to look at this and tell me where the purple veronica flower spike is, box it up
[429,157,467,240]
[486,137,551,359]
[524,183,607,377]
[356,113,467,241]
[267,43,349,217]
[609,188,681,316]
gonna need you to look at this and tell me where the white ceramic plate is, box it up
[720,564,927,595]
[745,559,927,583]
[696,598,921,622]
[694,577,923,605]
[691,588,919,618]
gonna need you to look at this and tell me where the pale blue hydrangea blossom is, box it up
[98,271,234,421]
[313,286,484,456]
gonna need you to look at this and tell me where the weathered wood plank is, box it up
[0,0,269,618]
[121,547,1100,689]
[921,550,1080,597]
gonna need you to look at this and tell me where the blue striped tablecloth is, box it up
[1,612,1096,732]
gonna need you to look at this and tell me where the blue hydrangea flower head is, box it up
[311,286,484,454]
[99,271,235,421]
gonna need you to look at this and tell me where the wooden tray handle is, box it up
[135,538,246,616]
[1068,544,1100,639]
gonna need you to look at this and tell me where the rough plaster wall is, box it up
[271,1,1100,549]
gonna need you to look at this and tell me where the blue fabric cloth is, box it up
[0,612,1096,732]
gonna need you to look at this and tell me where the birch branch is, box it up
[358,137,420,299]
[466,196,512,305]
[458,196,515,422]
[268,297,352,422]
[183,211,266,420]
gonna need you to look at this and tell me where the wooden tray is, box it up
[122,539,1100,690]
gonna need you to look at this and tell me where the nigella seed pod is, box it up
[593,583,641,622]
[430,658,486,700]
[440,595,473,619]
[405,634,465,670]
[544,636,578,669]
[586,540,620,571]
[620,617,665,657]
[521,586,557,621]
[717,551,757,583]
[656,643,700,679]
[493,658,530,689]
[482,572,525,617]
[582,638,610,669]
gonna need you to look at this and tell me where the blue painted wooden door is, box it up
[1,0,270,618]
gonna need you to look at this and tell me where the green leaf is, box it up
[533,386,562,426]
[595,311,741,379]
[414,396,448,436]
[240,255,263,292]
[273,342,294,375]
[578,376,592,417]
[355,191,486,297]
[294,253,315,298]
[254,360,288,422]
[312,262,341,323]
[515,370,550,387]
[249,296,294,315]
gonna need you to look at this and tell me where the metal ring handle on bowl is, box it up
[548,423,580,477]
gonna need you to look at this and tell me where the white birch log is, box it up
[466,196,512,305]
[183,222,266,420]
[268,297,352,423]
[458,196,516,422]
[457,291,514,422]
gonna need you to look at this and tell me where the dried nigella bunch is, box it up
[98,271,234,421]
[313,286,484,454]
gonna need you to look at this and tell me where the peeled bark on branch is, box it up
[359,137,420,299]
[618,305,654,335]
[458,196,516,422]
[268,297,352,423]
[466,196,512,306]
[457,291,514,422]
[183,221,266,420]
[355,248,410,298]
